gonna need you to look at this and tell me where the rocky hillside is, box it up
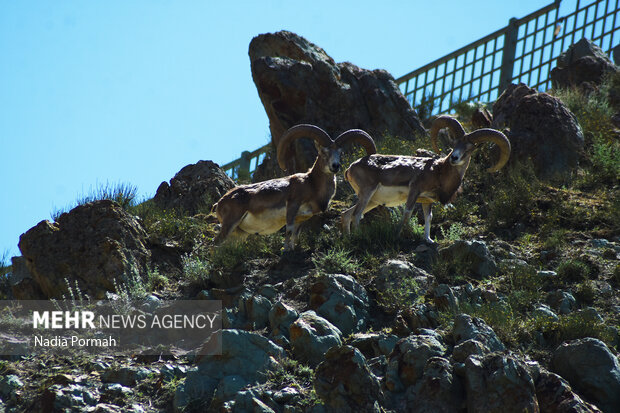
[0,34,619,412]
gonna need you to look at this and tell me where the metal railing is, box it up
[223,0,619,180]
[221,144,271,181]
[397,0,619,114]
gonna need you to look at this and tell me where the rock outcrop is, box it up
[249,30,425,173]
[551,38,618,91]
[492,83,584,183]
[18,200,151,299]
[154,160,234,214]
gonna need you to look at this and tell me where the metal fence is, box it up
[397,0,620,114]
[224,0,619,180]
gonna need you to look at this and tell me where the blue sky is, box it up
[0,0,560,258]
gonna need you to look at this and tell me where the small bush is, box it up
[557,259,590,282]
[440,222,465,241]
[312,248,359,274]
[486,161,541,230]
[209,234,283,271]
[574,280,597,305]
[182,254,211,283]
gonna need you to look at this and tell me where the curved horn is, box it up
[334,129,377,155]
[277,124,333,171]
[466,128,512,172]
[430,115,466,153]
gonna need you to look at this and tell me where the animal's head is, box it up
[430,115,511,172]
[277,125,377,174]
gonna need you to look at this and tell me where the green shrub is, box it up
[485,161,540,230]
[312,248,359,274]
[0,250,10,278]
[440,222,466,241]
[557,259,590,282]
[574,280,597,305]
[182,254,211,284]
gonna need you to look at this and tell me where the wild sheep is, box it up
[341,115,510,243]
[213,124,376,250]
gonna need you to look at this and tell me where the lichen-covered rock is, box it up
[249,30,425,174]
[547,290,577,315]
[453,313,505,352]
[175,330,284,409]
[385,334,446,392]
[465,352,539,413]
[7,256,45,299]
[375,259,434,299]
[309,274,369,336]
[552,338,620,413]
[492,83,584,183]
[269,301,299,339]
[453,339,490,363]
[349,332,400,358]
[153,160,234,214]
[289,311,342,366]
[438,240,497,279]
[432,284,459,312]
[18,200,151,299]
[407,357,464,413]
[535,369,603,413]
[314,345,381,412]
[551,38,618,91]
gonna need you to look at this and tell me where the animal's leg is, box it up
[398,187,420,236]
[284,201,301,251]
[422,203,435,244]
[214,211,248,245]
[351,185,379,231]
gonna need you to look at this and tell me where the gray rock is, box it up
[453,313,505,352]
[269,301,298,339]
[8,256,45,299]
[314,345,381,412]
[18,200,151,299]
[453,339,490,363]
[249,30,425,175]
[439,240,498,279]
[309,274,369,335]
[101,366,151,386]
[492,83,584,183]
[408,357,464,413]
[399,303,440,330]
[0,375,23,402]
[175,329,284,409]
[233,390,275,413]
[532,305,560,322]
[386,334,446,392]
[154,160,234,214]
[244,294,273,330]
[552,338,620,413]
[547,290,577,315]
[214,375,248,403]
[465,352,538,413]
[535,369,602,413]
[432,284,459,312]
[591,239,611,249]
[48,383,100,410]
[349,332,400,358]
[289,311,342,366]
[538,270,558,278]
[160,364,187,382]
[551,38,618,90]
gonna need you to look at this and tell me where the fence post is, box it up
[238,151,251,182]
[499,17,519,93]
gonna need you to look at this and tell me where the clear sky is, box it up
[1,0,562,258]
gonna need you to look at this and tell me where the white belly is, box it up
[238,203,314,235]
[371,185,436,207]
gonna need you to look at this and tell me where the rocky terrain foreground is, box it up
[0,33,619,412]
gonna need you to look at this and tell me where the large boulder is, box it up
[385,334,447,392]
[492,83,584,183]
[535,369,603,413]
[309,274,369,336]
[249,30,425,173]
[175,329,284,409]
[314,345,382,412]
[408,357,465,413]
[552,338,620,413]
[551,38,618,91]
[465,352,539,413]
[452,313,505,352]
[153,160,235,214]
[438,240,498,279]
[18,200,151,299]
[289,311,343,366]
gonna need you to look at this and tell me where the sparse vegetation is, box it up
[52,181,139,220]
[312,248,360,274]
[557,259,590,282]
